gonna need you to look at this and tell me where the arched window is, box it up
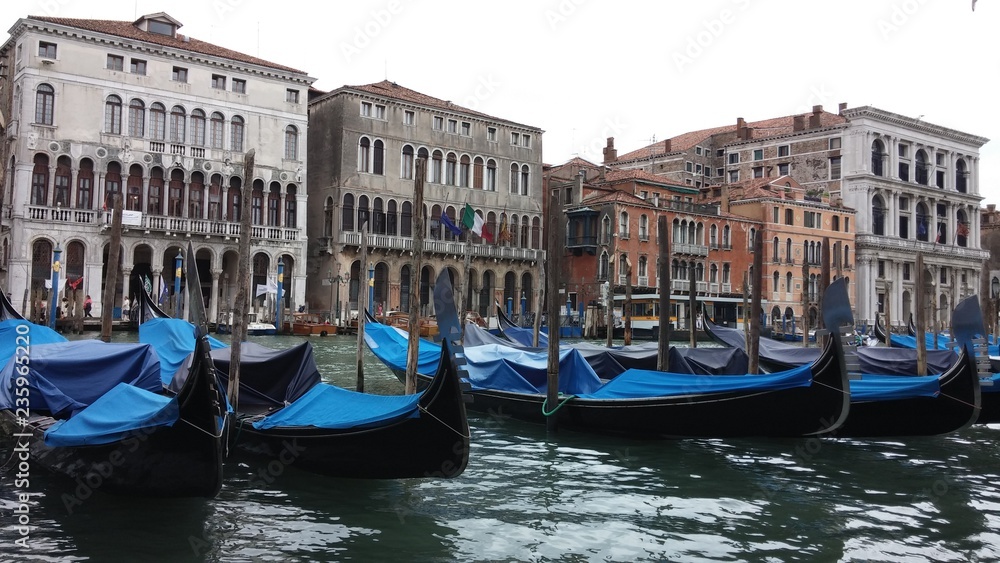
[148,166,163,215]
[431,150,443,183]
[871,139,885,176]
[915,149,928,185]
[231,116,245,152]
[639,256,648,280]
[459,155,471,187]
[168,168,184,217]
[786,272,793,294]
[190,109,206,146]
[710,224,718,248]
[486,159,497,191]
[105,95,123,134]
[400,145,414,179]
[342,193,355,231]
[358,137,371,173]
[35,83,54,125]
[401,201,413,237]
[267,182,281,226]
[599,251,610,281]
[773,271,780,294]
[510,163,519,193]
[957,210,970,247]
[228,176,242,221]
[250,180,264,224]
[873,194,886,236]
[357,195,370,232]
[520,165,530,196]
[284,125,298,160]
[105,162,122,210]
[639,214,649,240]
[169,105,186,142]
[126,163,143,211]
[54,155,72,207]
[209,112,224,149]
[785,238,792,263]
[373,140,384,175]
[619,211,629,238]
[189,171,204,218]
[324,196,334,238]
[400,265,411,313]
[209,174,223,220]
[521,215,529,249]
[445,152,457,185]
[532,217,541,249]
[373,197,385,235]
[150,103,166,140]
[619,254,630,284]
[956,159,969,193]
[844,245,850,267]
[128,99,145,137]
[772,237,779,262]
[473,157,484,189]
[602,215,612,244]
[31,153,49,206]
[509,215,518,247]
[285,185,297,228]
[723,225,731,247]
[386,200,398,236]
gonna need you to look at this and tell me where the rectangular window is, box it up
[695,164,703,174]
[107,54,124,71]
[753,149,763,161]
[685,161,693,172]
[716,149,725,157]
[728,170,739,182]
[211,74,226,89]
[695,146,703,156]
[716,167,724,177]
[522,134,531,148]
[898,162,909,182]
[778,145,789,157]
[753,166,763,178]
[461,122,471,136]
[728,153,739,164]
[940,267,948,284]
[447,119,458,133]
[830,156,842,180]
[433,116,444,130]
[878,260,885,278]
[511,132,520,145]
[374,104,386,119]
[898,144,908,157]
[936,170,945,188]
[130,58,147,75]
[172,66,188,82]
[38,41,57,58]
[829,137,842,150]
[778,163,789,176]
[361,101,372,117]
[487,127,497,142]
[403,110,414,125]
[232,79,246,94]
[286,89,300,103]
[903,263,910,280]
[772,206,779,223]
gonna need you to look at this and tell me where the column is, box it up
[888,137,898,180]
[151,268,162,303]
[210,269,221,323]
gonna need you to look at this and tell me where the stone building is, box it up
[0,13,313,322]
[306,81,545,322]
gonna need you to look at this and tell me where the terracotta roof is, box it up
[579,189,650,207]
[338,80,539,130]
[600,168,696,191]
[27,15,306,74]
[616,110,847,163]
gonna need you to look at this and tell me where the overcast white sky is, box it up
[6,0,1000,201]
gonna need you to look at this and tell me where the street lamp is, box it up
[368,261,375,314]
[276,259,285,332]
[328,266,349,325]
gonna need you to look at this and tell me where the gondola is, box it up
[907,313,916,337]
[874,312,951,350]
[0,248,226,497]
[139,273,470,480]
[495,301,549,347]
[708,295,984,436]
[0,289,24,321]
[383,278,851,439]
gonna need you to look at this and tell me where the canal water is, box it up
[2,333,1000,562]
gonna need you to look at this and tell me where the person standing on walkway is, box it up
[84,295,93,317]
[122,295,131,321]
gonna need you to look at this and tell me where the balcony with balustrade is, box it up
[337,231,545,262]
[672,242,709,257]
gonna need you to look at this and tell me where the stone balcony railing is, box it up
[854,234,988,260]
[338,231,545,262]
[25,204,301,243]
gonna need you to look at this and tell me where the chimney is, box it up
[720,186,730,214]
[990,204,997,213]
[793,115,805,132]
[663,139,672,153]
[736,117,746,140]
[809,105,823,128]
[603,137,617,164]
[838,102,847,115]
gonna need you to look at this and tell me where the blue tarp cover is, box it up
[849,373,940,402]
[980,372,1000,394]
[0,340,162,418]
[0,319,67,367]
[889,332,953,351]
[253,382,421,430]
[503,325,549,348]
[463,344,604,395]
[579,363,814,400]
[364,320,441,375]
[139,317,227,384]
[855,347,956,376]
[43,382,179,446]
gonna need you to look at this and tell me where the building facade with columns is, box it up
[306,81,545,322]
[0,13,313,322]
[839,106,989,329]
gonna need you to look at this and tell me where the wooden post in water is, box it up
[688,264,697,348]
[356,221,369,393]
[657,216,670,371]
[405,158,426,395]
[801,259,810,348]
[606,282,614,348]
[461,238,472,342]
[100,193,123,342]
[819,236,831,345]
[916,254,927,375]
[228,149,255,410]
[742,271,749,353]
[533,261,544,348]
[623,257,632,346]
[884,279,892,348]
[545,188,562,433]
[748,234,763,374]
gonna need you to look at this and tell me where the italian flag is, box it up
[462,204,490,242]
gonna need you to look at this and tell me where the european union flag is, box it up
[440,212,463,237]
[917,220,927,236]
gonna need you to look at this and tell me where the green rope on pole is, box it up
[541,394,576,417]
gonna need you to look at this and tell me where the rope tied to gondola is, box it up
[418,404,471,439]
[541,394,576,417]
